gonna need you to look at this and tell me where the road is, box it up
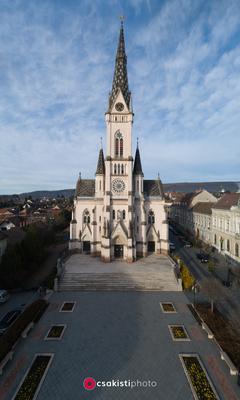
[170,228,240,328]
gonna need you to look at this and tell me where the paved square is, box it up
[1,291,240,400]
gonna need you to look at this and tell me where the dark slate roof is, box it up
[75,179,95,197]
[144,180,164,198]
[192,202,215,215]
[109,21,131,110]
[212,193,240,210]
[96,148,105,175]
[133,146,143,176]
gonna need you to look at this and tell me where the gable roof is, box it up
[75,179,95,197]
[212,193,240,210]
[144,180,164,198]
[192,202,215,215]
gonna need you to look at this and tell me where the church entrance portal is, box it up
[114,245,124,259]
[83,241,91,254]
[148,241,155,253]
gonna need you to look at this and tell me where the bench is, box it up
[0,351,14,375]
[220,351,238,376]
[21,322,34,339]
[202,322,214,339]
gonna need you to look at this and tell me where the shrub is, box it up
[180,264,195,290]
[0,299,48,363]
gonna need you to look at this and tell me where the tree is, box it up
[201,277,225,313]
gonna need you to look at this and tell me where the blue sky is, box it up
[0,0,240,194]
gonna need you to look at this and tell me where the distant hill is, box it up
[1,181,239,200]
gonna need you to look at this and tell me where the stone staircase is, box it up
[58,271,181,292]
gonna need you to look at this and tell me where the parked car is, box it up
[0,309,22,335]
[196,252,209,263]
[0,289,10,303]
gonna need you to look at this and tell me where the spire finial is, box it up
[100,136,103,148]
[158,172,160,180]
[79,172,81,180]
[119,15,125,27]
[137,137,139,147]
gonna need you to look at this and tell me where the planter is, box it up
[180,354,219,400]
[45,325,66,340]
[60,301,76,312]
[169,325,190,341]
[160,302,176,313]
[13,353,54,400]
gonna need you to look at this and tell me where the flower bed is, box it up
[13,354,53,400]
[169,325,190,341]
[60,301,76,312]
[45,325,66,340]
[160,302,176,313]
[180,354,219,400]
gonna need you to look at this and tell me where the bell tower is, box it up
[102,19,135,262]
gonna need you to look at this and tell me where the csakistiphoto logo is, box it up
[83,377,157,391]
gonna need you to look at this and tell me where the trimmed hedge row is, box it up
[0,299,48,363]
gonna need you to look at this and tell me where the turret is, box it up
[95,148,105,197]
[133,143,144,196]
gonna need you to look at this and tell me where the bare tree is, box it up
[200,277,225,313]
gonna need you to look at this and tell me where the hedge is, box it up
[0,299,48,363]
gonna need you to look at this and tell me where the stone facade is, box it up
[212,193,240,264]
[69,22,169,262]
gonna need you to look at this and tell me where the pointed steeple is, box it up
[109,20,131,110]
[96,148,105,175]
[133,144,143,176]
[157,173,165,199]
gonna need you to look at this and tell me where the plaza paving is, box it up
[59,254,181,291]
[1,291,240,400]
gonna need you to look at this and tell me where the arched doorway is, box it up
[147,241,155,253]
[112,235,126,259]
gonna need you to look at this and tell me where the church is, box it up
[69,22,169,262]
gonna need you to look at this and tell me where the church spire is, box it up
[133,143,143,176]
[109,20,131,110]
[96,148,105,175]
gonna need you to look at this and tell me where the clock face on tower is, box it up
[115,102,124,112]
[112,179,125,193]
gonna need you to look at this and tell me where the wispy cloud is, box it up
[0,0,239,193]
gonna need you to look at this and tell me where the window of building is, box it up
[121,164,124,174]
[148,210,155,224]
[113,210,115,220]
[227,239,230,252]
[214,234,217,245]
[122,210,126,220]
[235,243,239,257]
[99,216,101,222]
[99,226,101,232]
[83,209,90,224]
[118,164,120,174]
[115,131,123,157]
[99,181,101,190]
[114,164,117,174]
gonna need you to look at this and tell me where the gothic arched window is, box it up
[120,138,123,156]
[115,131,123,158]
[83,209,90,224]
[121,164,124,174]
[114,164,117,174]
[148,210,155,224]
[122,210,126,220]
[115,138,119,156]
[112,210,115,220]
[118,164,120,174]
